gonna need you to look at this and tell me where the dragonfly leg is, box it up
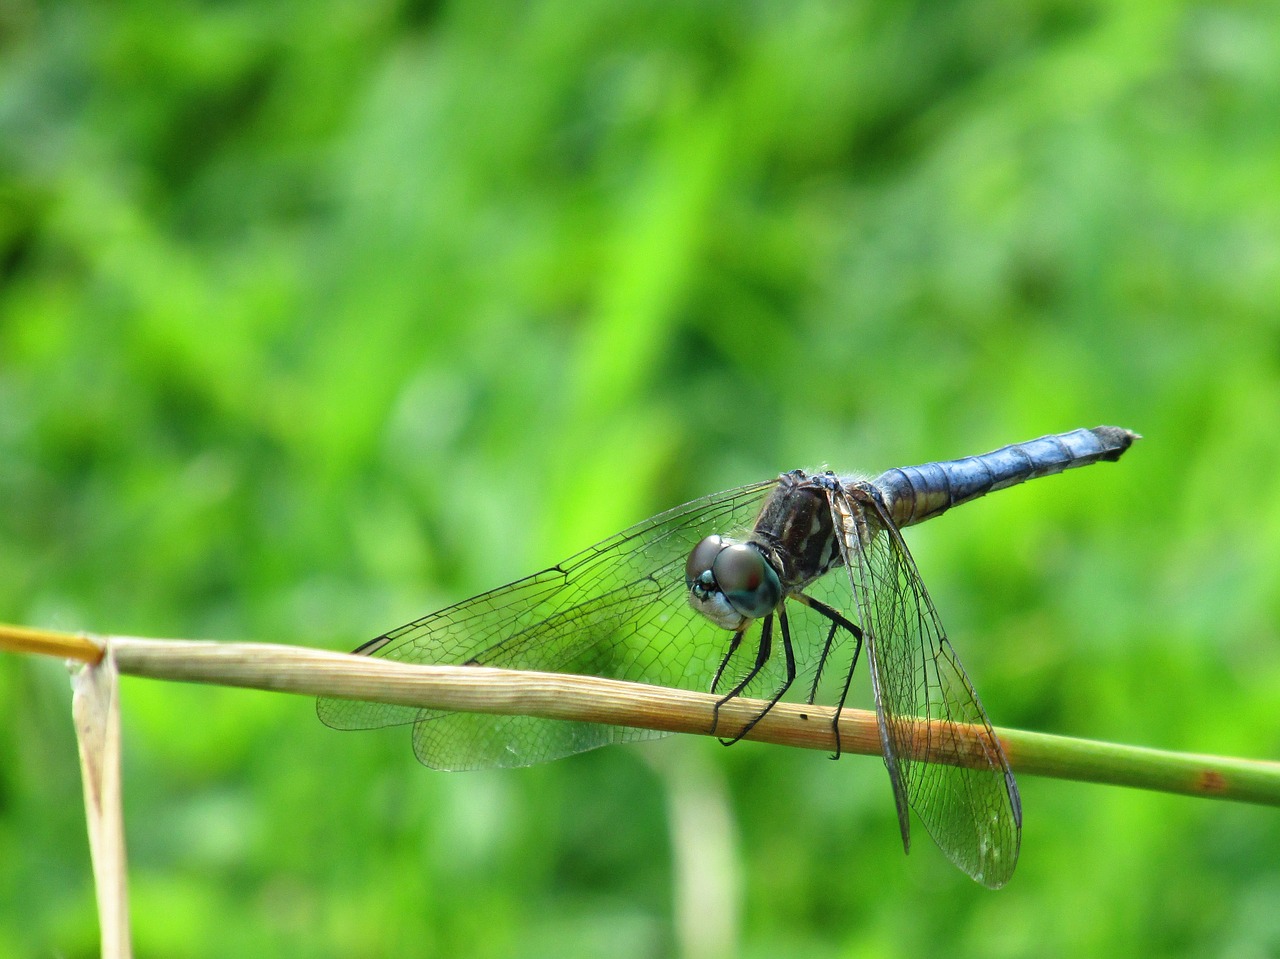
[790,592,864,760]
[711,614,777,742]
[717,606,798,746]
[804,620,838,705]
[709,627,746,696]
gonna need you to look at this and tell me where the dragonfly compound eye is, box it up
[712,543,782,618]
[685,535,729,589]
[685,534,783,626]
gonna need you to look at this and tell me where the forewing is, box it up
[830,486,1022,888]
[317,480,778,768]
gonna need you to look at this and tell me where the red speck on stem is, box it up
[1196,769,1228,795]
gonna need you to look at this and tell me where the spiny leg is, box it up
[719,605,799,746]
[710,627,746,696]
[789,592,864,704]
[790,592,864,759]
[711,614,773,741]
[804,620,839,705]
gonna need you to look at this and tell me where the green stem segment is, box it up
[4,622,1278,807]
[1000,726,1280,805]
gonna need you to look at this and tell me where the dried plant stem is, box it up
[4,622,1279,806]
[71,648,132,959]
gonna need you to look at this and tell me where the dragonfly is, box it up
[319,425,1138,888]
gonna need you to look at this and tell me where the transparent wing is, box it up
[317,480,779,769]
[831,484,1022,888]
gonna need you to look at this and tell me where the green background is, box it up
[2,1,1279,956]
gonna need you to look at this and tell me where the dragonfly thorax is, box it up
[748,470,848,590]
[685,534,783,630]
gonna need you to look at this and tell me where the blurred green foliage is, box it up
[2,0,1279,956]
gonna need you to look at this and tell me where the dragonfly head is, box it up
[685,535,783,630]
